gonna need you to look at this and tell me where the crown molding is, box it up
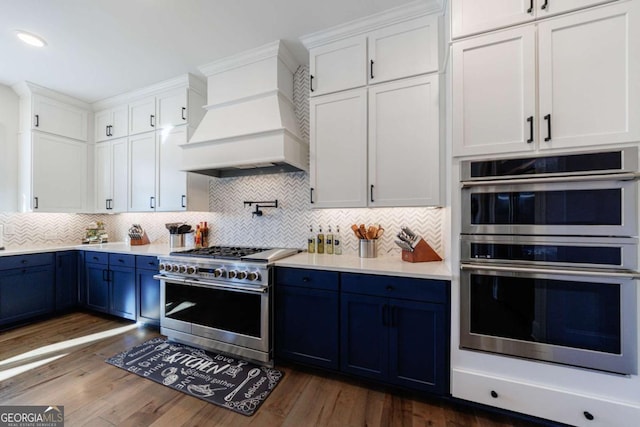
[300,0,444,49]
[198,40,299,77]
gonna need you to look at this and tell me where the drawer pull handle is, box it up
[490,390,498,398]
[583,411,594,421]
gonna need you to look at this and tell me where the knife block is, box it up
[129,231,150,246]
[401,238,442,263]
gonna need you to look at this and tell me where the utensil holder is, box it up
[169,234,185,249]
[359,239,377,258]
[401,238,442,263]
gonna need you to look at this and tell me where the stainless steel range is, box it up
[155,246,299,366]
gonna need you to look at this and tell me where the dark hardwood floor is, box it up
[0,312,549,426]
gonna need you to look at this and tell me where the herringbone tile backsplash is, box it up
[0,66,444,257]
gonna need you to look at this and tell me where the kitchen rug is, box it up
[105,337,283,416]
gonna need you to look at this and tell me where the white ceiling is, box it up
[0,0,424,103]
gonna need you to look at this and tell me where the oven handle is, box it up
[157,275,269,294]
[461,263,640,279]
[461,172,640,188]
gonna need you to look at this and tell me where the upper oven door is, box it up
[461,177,638,237]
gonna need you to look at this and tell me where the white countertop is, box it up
[275,253,452,280]
[0,242,171,257]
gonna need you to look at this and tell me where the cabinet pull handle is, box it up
[34,197,39,209]
[541,0,549,10]
[490,390,499,398]
[150,114,155,127]
[150,196,155,209]
[310,74,315,92]
[527,0,533,13]
[34,114,39,127]
[370,60,375,79]
[181,107,186,121]
[106,125,110,137]
[544,114,552,141]
[181,195,186,208]
[106,199,110,210]
[526,116,534,143]
[370,184,375,203]
[310,187,314,204]
[583,411,594,421]
[102,269,109,282]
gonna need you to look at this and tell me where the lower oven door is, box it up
[460,264,638,374]
[160,278,270,354]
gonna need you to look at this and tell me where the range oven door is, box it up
[461,177,638,236]
[460,265,638,374]
[159,277,270,354]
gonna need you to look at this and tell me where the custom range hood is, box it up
[183,40,308,177]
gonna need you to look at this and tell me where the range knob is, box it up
[236,271,247,280]
[247,272,261,281]
[178,265,187,273]
[186,266,196,275]
[213,268,225,278]
[171,264,180,272]
[158,263,166,271]
[228,270,238,279]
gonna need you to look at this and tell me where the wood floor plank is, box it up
[0,313,551,426]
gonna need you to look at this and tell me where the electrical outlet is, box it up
[4,225,15,235]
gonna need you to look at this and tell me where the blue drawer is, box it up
[0,253,54,270]
[341,273,447,303]
[276,267,339,291]
[136,255,159,271]
[108,253,135,268]
[85,251,109,265]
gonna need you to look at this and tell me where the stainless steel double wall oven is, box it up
[460,148,639,374]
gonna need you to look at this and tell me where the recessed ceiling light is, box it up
[15,30,47,47]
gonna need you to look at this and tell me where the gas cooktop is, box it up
[169,246,299,263]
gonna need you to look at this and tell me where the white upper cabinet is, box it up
[95,138,127,213]
[309,36,367,96]
[537,1,639,150]
[309,15,439,96]
[310,88,368,208]
[369,75,441,207]
[128,132,157,212]
[32,94,88,141]
[95,105,128,142]
[31,133,87,212]
[157,88,188,129]
[452,26,537,156]
[452,1,638,156]
[368,15,439,84]
[451,0,617,39]
[129,96,156,135]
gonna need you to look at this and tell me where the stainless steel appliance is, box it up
[155,246,299,366]
[460,148,639,375]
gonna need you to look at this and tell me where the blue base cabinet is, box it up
[55,251,79,311]
[341,273,449,395]
[136,255,161,325]
[0,253,55,326]
[83,252,136,320]
[275,268,340,370]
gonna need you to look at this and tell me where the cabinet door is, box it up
[95,110,112,142]
[309,35,367,96]
[111,138,128,212]
[368,15,439,84]
[110,105,129,139]
[95,142,112,212]
[85,262,109,313]
[128,132,157,212]
[55,251,78,311]
[137,268,160,325]
[310,89,367,208]
[388,299,447,394]
[340,293,388,381]
[32,132,88,212]
[0,266,54,325]
[157,127,187,211]
[368,75,441,207]
[451,0,534,39]
[32,94,88,141]
[452,26,536,157]
[275,286,339,370]
[157,88,188,128]
[110,265,136,320]
[129,96,156,135]
[537,1,639,150]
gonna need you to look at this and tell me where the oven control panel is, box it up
[157,257,268,286]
